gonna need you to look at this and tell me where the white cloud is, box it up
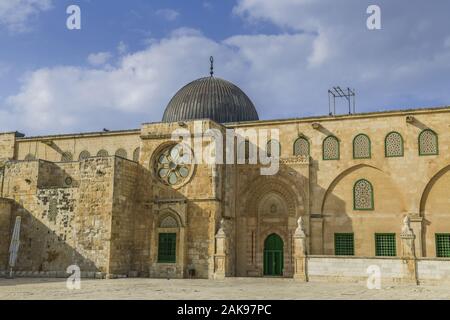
[3,30,222,133]
[87,52,113,66]
[156,8,180,22]
[117,41,128,55]
[3,1,450,135]
[0,0,53,32]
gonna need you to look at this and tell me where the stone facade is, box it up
[0,106,450,280]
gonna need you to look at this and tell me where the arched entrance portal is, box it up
[263,234,284,276]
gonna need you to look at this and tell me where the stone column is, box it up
[293,217,308,281]
[409,213,423,257]
[213,219,228,280]
[400,215,418,285]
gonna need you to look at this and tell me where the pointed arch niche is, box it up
[150,209,187,279]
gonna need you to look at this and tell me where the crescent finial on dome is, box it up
[210,56,214,77]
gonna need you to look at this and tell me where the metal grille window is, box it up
[115,148,127,159]
[78,150,90,161]
[354,179,374,210]
[419,129,438,156]
[323,136,340,160]
[334,233,354,256]
[385,132,404,157]
[436,234,450,258]
[267,139,281,157]
[375,233,396,256]
[158,233,176,263]
[353,134,371,159]
[293,137,310,157]
[97,149,109,157]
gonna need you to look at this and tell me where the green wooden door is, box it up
[263,234,284,276]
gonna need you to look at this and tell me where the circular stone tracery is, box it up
[155,144,193,186]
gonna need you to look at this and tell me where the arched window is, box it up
[353,134,371,159]
[419,129,438,156]
[61,151,73,162]
[158,214,179,263]
[385,132,404,157]
[78,150,91,161]
[97,149,109,157]
[323,136,340,160]
[353,179,374,211]
[293,137,310,156]
[133,147,140,162]
[160,215,179,228]
[267,139,281,157]
[115,148,127,159]
[237,140,256,164]
[24,154,36,161]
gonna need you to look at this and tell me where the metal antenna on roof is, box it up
[328,87,356,115]
[210,56,214,77]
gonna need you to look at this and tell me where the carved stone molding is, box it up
[279,156,310,165]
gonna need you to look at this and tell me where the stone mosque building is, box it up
[1,65,450,282]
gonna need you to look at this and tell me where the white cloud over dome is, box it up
[2,1,450,135]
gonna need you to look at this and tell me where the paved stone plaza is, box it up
[0,278,449,300]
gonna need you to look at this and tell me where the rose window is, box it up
[155,144,192,186]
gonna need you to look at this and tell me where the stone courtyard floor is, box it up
[0,277,449,300]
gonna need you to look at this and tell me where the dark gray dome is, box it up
[162,77,259,123]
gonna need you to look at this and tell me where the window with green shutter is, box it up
[375,233,396,257]
[436,234,450,258]
[158,233,176,263]
[334,233,354,256]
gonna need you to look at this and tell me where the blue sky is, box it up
[1,0,450,135]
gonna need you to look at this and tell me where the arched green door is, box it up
[263,234,284,276]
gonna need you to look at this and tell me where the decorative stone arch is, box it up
[237,175,304,277]
[150,209,186,278]
[319,164,408,256]
[419,164,450,217]
[241,175,305,218]
[157,209,184,227]
[258,193,289,217]
[321,164,389,214]
[418,164,450,257]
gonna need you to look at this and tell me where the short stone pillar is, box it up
[293,217,308,281]
[400,215,418,284]
[213,219,228,280]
